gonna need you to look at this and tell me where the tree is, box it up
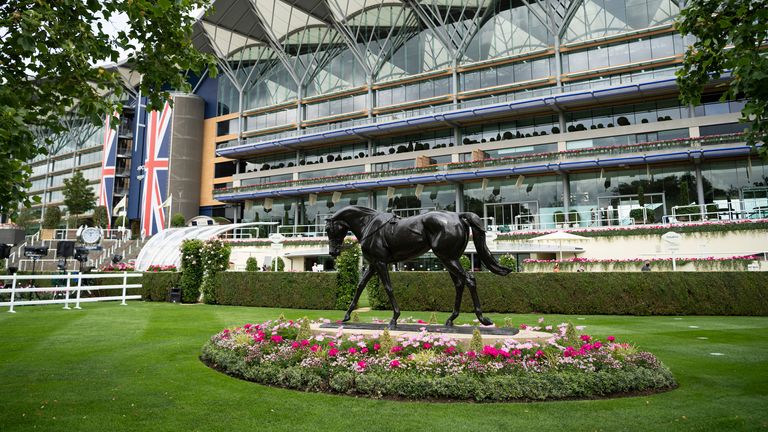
[171,213,186,227]
[42,205,62,229]
[63,171,96,222]
[0,1,216,218]
[92,206,109,228]
[677,0,768,158]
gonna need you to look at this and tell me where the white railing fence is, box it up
[0,272,142,313]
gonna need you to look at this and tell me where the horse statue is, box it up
[325,206,512,329]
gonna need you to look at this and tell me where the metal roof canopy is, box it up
[134,222,272,271]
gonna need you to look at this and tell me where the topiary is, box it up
[245,257,259,272]
[378,329,394,354]
[171,213,186,227]
[179,239,204,303]
[459,255,471,271]
[499,254,517,272]
[334,239,360,310]
[296,317,312,341]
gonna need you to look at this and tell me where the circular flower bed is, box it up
[200,319,676,402]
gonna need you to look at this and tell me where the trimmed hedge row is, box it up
[210,272,339,309]
[367,272,768,316]
[142,272,181,301]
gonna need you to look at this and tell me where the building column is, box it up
[562,172,571,223]
[454,182,464,213]
[694,161,706,216]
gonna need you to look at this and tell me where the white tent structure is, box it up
[528,231,590,261]
[134,222,274,271]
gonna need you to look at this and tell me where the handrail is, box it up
[215,133,747,197]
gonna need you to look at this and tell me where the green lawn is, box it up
[1,302,767,432]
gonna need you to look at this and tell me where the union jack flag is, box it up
[98,113,118,229]
[141,102,172,237]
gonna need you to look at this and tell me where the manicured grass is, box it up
[1,302,767,431]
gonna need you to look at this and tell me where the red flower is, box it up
[607,335,616,342]
[328,348,339,357]
[373,343,381,351]
[271,335,283,343]
[389,359,401,368]
[390,346,403,353]
[422,342,432,349]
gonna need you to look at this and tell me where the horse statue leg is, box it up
[444,272,464,327]
[343,265,376,322]
[439,256,493,326]
[371,261,400,329]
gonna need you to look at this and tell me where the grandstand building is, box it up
[22,0,768,271]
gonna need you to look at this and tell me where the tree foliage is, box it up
[335,239,360,310]
[62,171,96,218]
[41,205,62,229]
[171,213,186,228]
[676,0,768,157]
[92,206,109,228]
[0,0,216,217]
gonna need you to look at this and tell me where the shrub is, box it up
[629,208,656,224]
[335,240,360,310]
[459,255,471,270]
[179,239,204,303]
[264,257,285,271]
[42,206,62,229]
[245,257,259,272]
[498,254,517,271]
[92,206,109,228]
[171,213,186,227]
[142,271,181,301]
[366,272,768,316]
[200,239,231,304]
[211,272,337,309]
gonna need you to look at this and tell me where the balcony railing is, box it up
[215,68,681,153]
[213,133,747,198]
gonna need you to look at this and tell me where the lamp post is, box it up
[136,165,145,239]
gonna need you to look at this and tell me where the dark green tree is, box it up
[63,171,96,222]
[171,213,186,227]
[42,205,62,229]
[92,206,109,228]
[0,0,216,218]
[676,0,768,158]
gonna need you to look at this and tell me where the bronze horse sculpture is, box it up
[325,206,512,329]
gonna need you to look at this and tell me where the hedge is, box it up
[142,272,181,301]
[367,272,768,316]
[210,272,339,309]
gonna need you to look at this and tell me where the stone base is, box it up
[311,322,552,347]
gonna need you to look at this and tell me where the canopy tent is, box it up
[528,231,590,261]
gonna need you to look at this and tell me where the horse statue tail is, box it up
[459,213,512,276]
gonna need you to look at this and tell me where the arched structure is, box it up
[134,222,265,271]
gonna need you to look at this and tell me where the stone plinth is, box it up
[311,322,552,347]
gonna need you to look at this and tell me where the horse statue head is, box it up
[324,217,348,257]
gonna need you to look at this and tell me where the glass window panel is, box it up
[628,39,652,63]
[608,43,630,66]
[588,47,610,70]
[513,61,532,82]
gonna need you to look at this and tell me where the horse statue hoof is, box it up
[342,314,351,322]
[478,317,494,326]
[388,320,398,330]
[444,319,454,327]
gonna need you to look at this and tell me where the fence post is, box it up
[63,273,71,310]
[8,273,17,313]
[74,274,83,310]
[120,271,128,306]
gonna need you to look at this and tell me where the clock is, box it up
[80,227,102,245]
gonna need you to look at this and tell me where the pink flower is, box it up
[444,346,456,355]
[310,344,320,352]
[389,359,401,368]
[357,360,367,370]
[535,350,544,358]
[417,319,427,324]
[580,334,591,341]
[520,324,528,329]
[291,341,300,349]
[607,335,616,342]
[271,335,283,343]
[348,347,357,355]
[328,341,335,348]
[538,317,545,323]
[301,339,310,347]
[593,341,602,349]
[466,351,477,358]
[422,342,432,349]
[328,348,339,357]
[373,343,381,351]
[390,346,403,353]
